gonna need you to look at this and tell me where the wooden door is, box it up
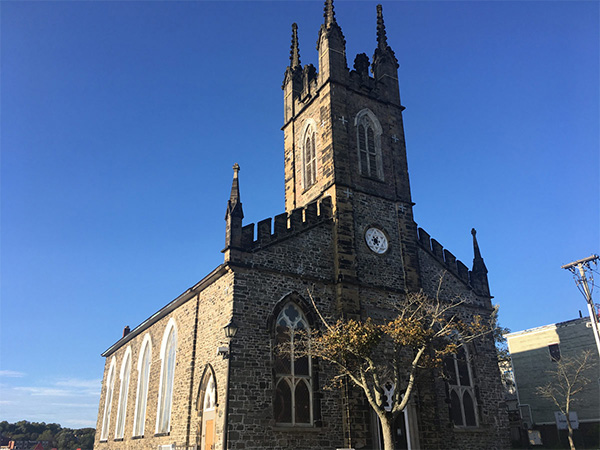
[203,418,214,450]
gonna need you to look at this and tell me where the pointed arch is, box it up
[114,346,132,439]
[354,108,383,180]
[100,356,117,441]
[272,296,314,426]
[133,333,152,437]
[196,364,218,415]
[197,365,218,450]
[301,119,318,189]
[156,318,178,434]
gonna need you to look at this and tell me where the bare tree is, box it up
[293,277,497,450]
[536,350,596,450]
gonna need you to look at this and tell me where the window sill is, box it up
[274,424,319,432]
[154,432,170,437]
[453,426,483,433]
[113,438,124,442]
[302,184,317,195]
[360,174,385,183]
[132,435,144,440]
[99,440,108,444]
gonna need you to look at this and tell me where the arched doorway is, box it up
[372,382,413,449]
[199,371,217,450]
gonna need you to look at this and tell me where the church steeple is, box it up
[470,228,490,296]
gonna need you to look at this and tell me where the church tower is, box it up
[282,1,421,315]
[94,3,509,449]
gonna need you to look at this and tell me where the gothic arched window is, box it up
[114,347,132,439]
[355,109,383,180]
[133,334,152,437]
[274,303,313,426]
[303,125,317,189]
[100,357,117,441]
[156,319,177,434]
[444,346,478,427]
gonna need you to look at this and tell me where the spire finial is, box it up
[471,228,482,260]
[290,23,301,68]
[376,4,388,50]
[230,163,241,203]
[324,0,336,27]
[470,228,489,295]
[226,163,243,220]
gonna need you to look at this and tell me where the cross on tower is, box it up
[397,203,406,213]
[339,116,348,125]
[391,135,400,143]
[320,120,327,128]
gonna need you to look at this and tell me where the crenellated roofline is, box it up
[417,227,492,298]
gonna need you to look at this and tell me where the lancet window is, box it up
[156,319,177,434]
[303,126,317,188]
[355,109,383,180]
[114,347,132,439]
[133,334,152,437]
[445,346,478,427]
[274,302,313,426]
[100,357,117,441]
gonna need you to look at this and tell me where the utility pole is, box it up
[561,255,600,358]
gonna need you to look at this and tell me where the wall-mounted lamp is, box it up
[223,319,238,339]
[217,319,238,359]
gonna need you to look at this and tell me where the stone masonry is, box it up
[94,1,509,449]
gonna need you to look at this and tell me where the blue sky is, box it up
[1,0,598,428]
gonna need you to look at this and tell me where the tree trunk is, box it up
[380,414,395,450]
[566,417,576,450]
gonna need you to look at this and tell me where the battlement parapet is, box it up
[417,227,471,287]
[237,197,332,252]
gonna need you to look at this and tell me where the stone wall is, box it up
[94,270,235,450]
[417,247,510,450]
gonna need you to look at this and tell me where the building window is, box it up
[303,126,317,188]
[133,334,152,437]
[548,343,561,362]
[444,346,478,427]
[274,303,313,426]
[355,109,383,180]
[100,357,117,441]
[115,347,132,439]
[156,319,177,434]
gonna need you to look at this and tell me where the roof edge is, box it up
[101,264,229,357]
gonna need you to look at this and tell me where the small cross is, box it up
[320,120,327,128]
[343,188,353,198]
[397,204,406,213]
[391,135,400,143]
[339,116,348,125]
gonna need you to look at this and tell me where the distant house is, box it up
[506,317,600,448]
[3,442,49,450]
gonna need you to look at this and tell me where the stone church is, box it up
[94,2,509,449]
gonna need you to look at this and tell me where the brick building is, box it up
[93,1,509,449]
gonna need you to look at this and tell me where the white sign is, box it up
[528,430,542,446]
[554,411,579,430]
